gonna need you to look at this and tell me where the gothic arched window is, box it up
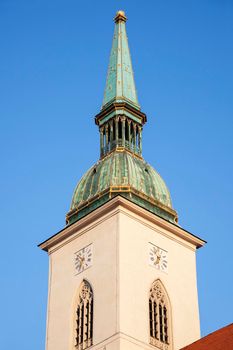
[75,280,93,349]
[149,280,171,349]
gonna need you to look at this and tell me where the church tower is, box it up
[39,11,205,350]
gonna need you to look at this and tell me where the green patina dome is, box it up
[66,12,178,226]
[66,151,177,225]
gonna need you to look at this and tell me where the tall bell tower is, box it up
[39,11,205,350]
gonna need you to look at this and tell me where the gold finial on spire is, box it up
[114,10,127,23]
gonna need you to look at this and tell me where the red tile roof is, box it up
[180,323,233,350]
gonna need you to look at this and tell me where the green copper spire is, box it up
[95,10,146,159]
[102,11,140,110]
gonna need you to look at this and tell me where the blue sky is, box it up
[0,1,233,349]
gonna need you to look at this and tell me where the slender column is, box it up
[133,124,137,153]
[159,303,163,342]
[80,303,84,347]
[155,302,159,339]
[83,300,87,348]
[151,299,155,338]
[115,118,119,147]
[138,126,142,155]
[90,298,93,344]
[100,127,104,157]
[127,120,131,150]
[110,120,113,151]
[76,306,80,346]
[105,124,109,153]
[163,306,168,344]
[122,117,126,147]
[88,298,93,347]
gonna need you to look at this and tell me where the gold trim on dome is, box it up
[66,185,178,224]
[100,147,143,160]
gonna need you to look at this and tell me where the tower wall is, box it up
[118,207,201,350]
[45,211,119,350]
[42,198,203,350]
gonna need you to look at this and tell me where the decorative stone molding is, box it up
[149,280,171,349]
[150,337,169,350]
[79,280,93,301]
[75,280,93,350]
[150,280,166,302]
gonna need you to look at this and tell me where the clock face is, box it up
[149,243,168,273]
[74,244,93,275]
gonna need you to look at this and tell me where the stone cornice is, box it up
[38,196,206,253]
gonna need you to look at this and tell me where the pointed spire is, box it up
[95,11,147,159]
[102,10,140,110]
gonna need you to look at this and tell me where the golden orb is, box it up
[116,10,125,16]
[114,10,127,22]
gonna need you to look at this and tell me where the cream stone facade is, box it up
[39,197,205,350]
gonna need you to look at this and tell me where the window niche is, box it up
[149,279,171,349]
[75,280,93,350]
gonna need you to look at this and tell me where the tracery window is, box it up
[75,280,93,349]
[149,280,171,349]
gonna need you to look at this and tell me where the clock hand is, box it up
[76,254,85,266]
[155,255,161,265]
[154,250,162,265]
